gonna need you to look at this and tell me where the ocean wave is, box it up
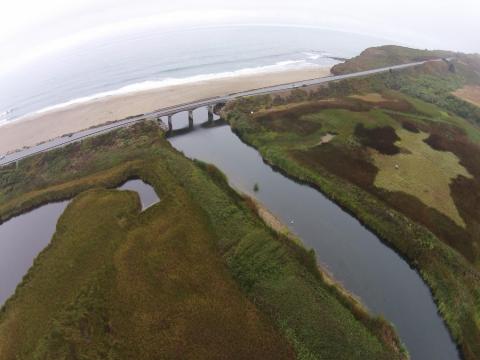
[28,59,324,117]
[155,50,306,75]
[303,51,332,60]
[0,110,12,127]
[0,109,13,117]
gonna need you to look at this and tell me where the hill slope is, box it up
[331,46,480,128]
[331,45,456,75]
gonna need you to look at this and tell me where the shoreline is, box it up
[245,192,365,308]
[0,66,330,155]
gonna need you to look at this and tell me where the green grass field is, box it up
[0,122,405,359]
[372,128,472,227]
[223,50,480,359]
[331,45,455,75]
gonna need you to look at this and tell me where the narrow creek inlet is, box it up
[0,180,158,307]
[0,201,70,306]
[118,179,160,210]
[169,108,460,360]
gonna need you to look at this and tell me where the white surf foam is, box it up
[304,52,322,60]
[303,51,334,60]
[0,111,11,127]
[17,59,324,118]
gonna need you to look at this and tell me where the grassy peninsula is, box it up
[0,122,405,359]
[223,46,480,359]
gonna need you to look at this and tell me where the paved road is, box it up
[0,59,438,167]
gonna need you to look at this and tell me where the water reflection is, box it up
[118,179,160,210]
[0,201,70,306]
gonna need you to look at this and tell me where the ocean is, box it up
[0,25,389,124]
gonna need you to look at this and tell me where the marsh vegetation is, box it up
[0,122,405,359]
[224,46,480,359]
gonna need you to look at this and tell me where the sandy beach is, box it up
[0,67,330,155]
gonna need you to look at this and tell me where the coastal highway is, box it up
[0,59,441,167]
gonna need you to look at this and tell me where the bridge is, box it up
[0,59,442,168]
[161,104,218,132]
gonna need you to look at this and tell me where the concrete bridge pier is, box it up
[168,115,173,131]
[156,117,169,132]
[15,161,19,169]
[188,110,194,128]
[208,104,214,123]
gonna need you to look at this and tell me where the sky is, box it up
[1,0,479,75]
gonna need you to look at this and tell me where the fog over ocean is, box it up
[0,25,390,124]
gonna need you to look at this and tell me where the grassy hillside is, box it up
[398,59,480,126]
[331,45,480,128]
[0,122,405,359]
[331,45,455,75]
[223,58,480,359]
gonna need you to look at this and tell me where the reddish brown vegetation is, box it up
[401,121,420,133]
[254,97,378,135]
[379,190,475,261]
[256,97,422,136]
[259,98,372,117]
[293,113,480,263]
[292,143,378,189]
[256,112,321,135]
[354,124,400,155]
[258,92,480,263]
[292,138,474,259]
[369,119,480,262]
[424,124,480,261]
[450,177,480,257]
[374,99,418,113]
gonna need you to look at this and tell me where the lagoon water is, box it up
[118,179,160,210]
[169,110,460,360]
[0,201,70,306]
[0,180,158,307]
